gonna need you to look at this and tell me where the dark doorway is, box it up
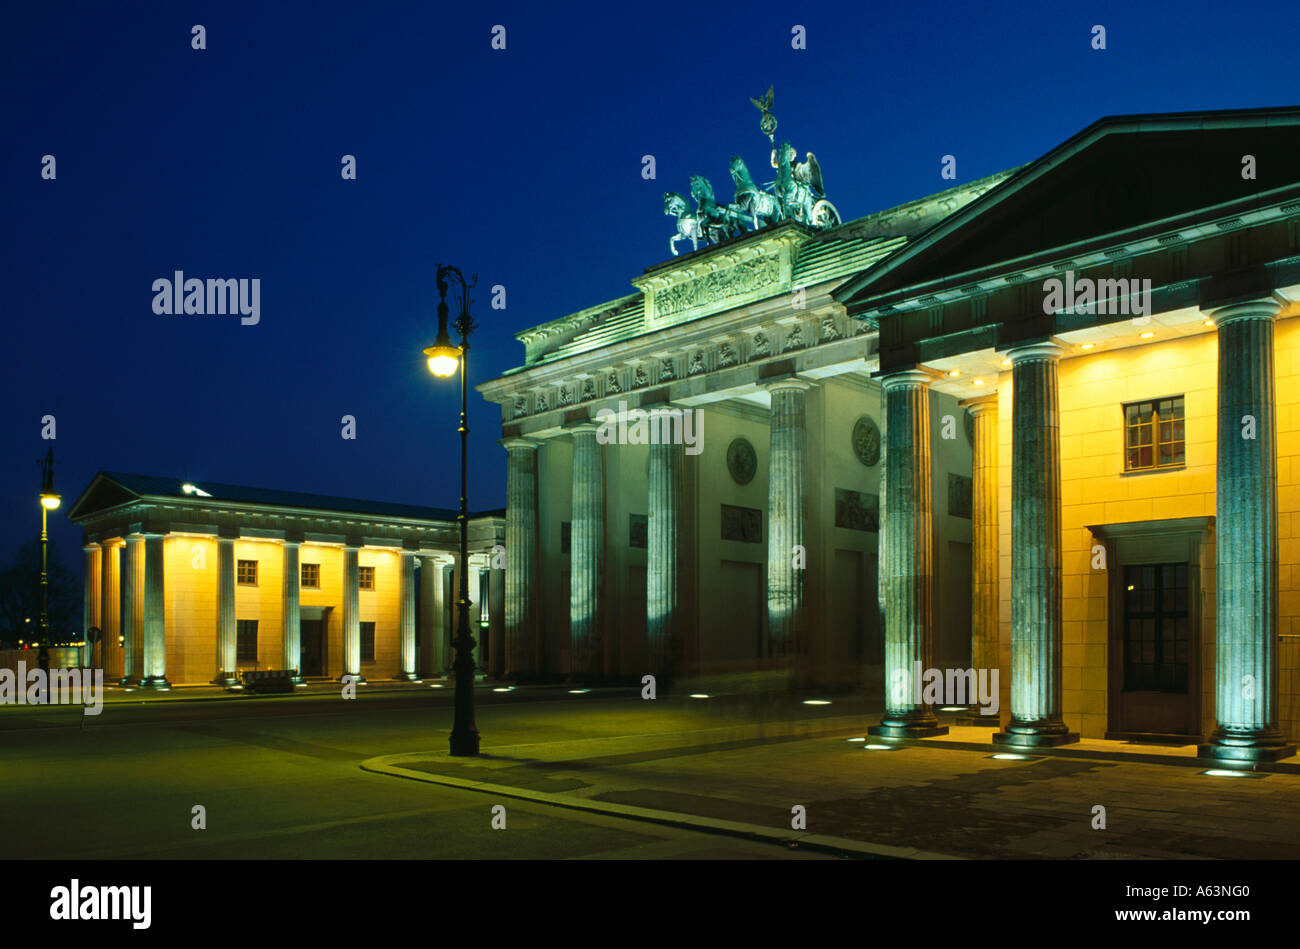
[1113,561,1197,736]
[300,619,325,677]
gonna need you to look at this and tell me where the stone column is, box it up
[647,427,683,677]
[342,541,363,682]
[489,554,505,680]
[1201,297,1295,762]
[140,532,170,689]
[765,378,812,660]
[417,555,442,677]
[216,534,237,685]
[870,370,947,738]
[82,543,101,670]
[959,395,1000,727]
[282,538,302,681]
[120,534,142,684]
[569,423,605,680]
[468,557,485,670]
[396,548,418,679]
[100,542,120,679]
[995,342,1076,747]
[503,438,539,680]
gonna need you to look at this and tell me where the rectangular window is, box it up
[1124,396,1185,472]
[359,565,375,590]
[237,619,258,662]
[1122,563,1189,693]
[301,562,320,588]
[237,559,258,585]
[360,621,375,661]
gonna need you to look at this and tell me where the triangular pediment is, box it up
[837,106,1300,306]
[65,473,141,520]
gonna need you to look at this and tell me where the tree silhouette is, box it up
[0,540,80,648]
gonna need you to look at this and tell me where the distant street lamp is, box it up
[39,449,60,674]
[423,264,480,757]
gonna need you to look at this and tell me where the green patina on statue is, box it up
[663,85,841,256]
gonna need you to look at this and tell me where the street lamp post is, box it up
[424,264,481,757]
[38,449,61,675]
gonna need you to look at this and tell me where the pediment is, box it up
[65,474,140,520]
[838,107,1300,306]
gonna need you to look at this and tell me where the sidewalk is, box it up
[363,713,1300,859]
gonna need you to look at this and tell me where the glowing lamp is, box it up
[40,494,61,510]
[425,343,460,378]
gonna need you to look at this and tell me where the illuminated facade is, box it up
[67,473,504,686]
[482,106,1300,761]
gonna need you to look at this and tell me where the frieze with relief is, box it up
[653,255,782,322]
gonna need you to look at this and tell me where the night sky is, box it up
[3,0,1295,577]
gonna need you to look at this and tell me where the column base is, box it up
[118,676,138,687]
[993,721,1078,748]
[393,672,420,681]
[139,676,171,690]
[213,673,240,689]
[868,712,949,740]
[340,674,367,684]
[1198,727,1296,763]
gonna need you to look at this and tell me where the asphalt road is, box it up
[0,688,842,860]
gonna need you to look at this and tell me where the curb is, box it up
[359,752,961,861]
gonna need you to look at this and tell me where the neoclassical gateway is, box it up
[68,472,504,685]
[480,103,1300,762]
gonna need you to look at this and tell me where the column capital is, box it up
[1205,296,1284,326]
[566,420,602,435]
[284,530,305,546]
[1006,340,1063,365]
[879,368,934,391]
[959,393,999,415]
[501,436,541,451]
[82,541,101,553]
[758,375,814,394]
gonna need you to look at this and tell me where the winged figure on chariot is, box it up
[664,85,841,256]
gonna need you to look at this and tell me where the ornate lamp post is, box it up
[38,449,61,671]
[424,264,481,757]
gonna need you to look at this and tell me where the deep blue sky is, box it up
[3,0,1296,574]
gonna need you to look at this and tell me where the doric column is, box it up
[765,378,812,659]
[959,395,1000,727]
[1201,297,1295,762]
[215,532,237,685]
[417,555,443,677]
[488,555,505,680]
[100,541,120,679]
[120,533,142,684]
[569,423,605,680]
[282,537,302,681]
[995,342,1076,747]
[468,557,485,670]
[396,547,418,679]
[342,541,363,682]
[140,531,170,689]
[82,543,101,670]
[647,421,683,677]
[503,438,540,680]
[870,370,947,738]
